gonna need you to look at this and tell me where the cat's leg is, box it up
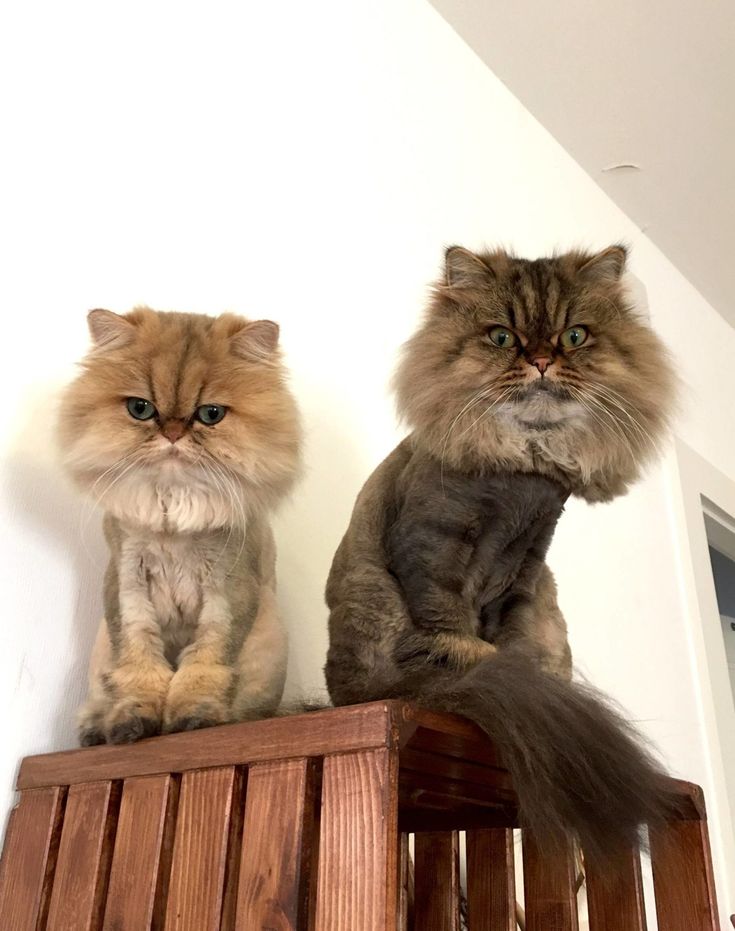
[163,590,238,732]
[103,551,173,743]
[494,563,572,679]
[77,620,113,746]
[393,574,496,673]
[230,586,288,721]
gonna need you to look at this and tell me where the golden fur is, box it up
[59,307,301,744]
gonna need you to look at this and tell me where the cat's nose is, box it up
[161,419,187,444]
[532,357,551,374]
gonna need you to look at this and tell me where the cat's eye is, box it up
[195,404,227,426]
[560,325,588,349]
[126,397,156,421]
[488,326,517,349]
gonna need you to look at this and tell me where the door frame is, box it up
[667,437,735,911]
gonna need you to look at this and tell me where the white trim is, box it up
[666,438,735,915]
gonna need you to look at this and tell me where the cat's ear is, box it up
[231,320,280,361]
[444,246,495,288]
[87,309,136,350]
[578,246,627,285]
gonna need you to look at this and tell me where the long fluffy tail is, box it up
[394,649,670,865]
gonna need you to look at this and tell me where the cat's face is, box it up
[59,307,301,529]
[394,246,676,496]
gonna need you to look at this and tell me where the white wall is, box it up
[1,0,732,917]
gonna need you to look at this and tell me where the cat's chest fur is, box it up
[389,452,568,625]
[111,522,233,661]
[142,535,205,628]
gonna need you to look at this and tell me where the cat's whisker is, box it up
[455,386,517,441]
[583,384,651,447]
[584,381,655,441]
[199,454,248,574]
[573,388,640,464]
[79,451,144,551]
[439,384,497,492]
[567,387,626,452]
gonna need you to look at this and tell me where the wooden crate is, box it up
[0,700,721,930]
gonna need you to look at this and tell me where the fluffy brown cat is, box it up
[59,307,301,745]
[326,245,676,863]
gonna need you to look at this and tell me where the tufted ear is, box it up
[578,245,628,285]
[444,246,495,288]
[231,319,280,361]
[87,309,136,350]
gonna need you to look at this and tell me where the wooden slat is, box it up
[314,748,399,931]
[235,758,316,929]
[164,767,236,931]
[650,819,719,931]
[413,832,461,931]
[466,828,516,931]
[46,781,119,931]
[19,702,397,790]
[586,848,646,931]
[218,768,247,931]
[102,774,177,931]
[522,834,579,931]
[0,787,65,931]
[397,835,412,931]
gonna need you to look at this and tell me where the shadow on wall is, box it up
[274,372,386,706]
[1,384,104,758]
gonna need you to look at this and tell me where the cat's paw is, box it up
[432,633,497,670]
[79,725,107,747]
[396,631,496,673]
[164,702,226,735]
[105,701,162,744]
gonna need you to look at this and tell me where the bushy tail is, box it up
[395,649,670,865]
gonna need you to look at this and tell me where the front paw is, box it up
[105,700,162,744]
[164,701,227,735]
[397,632,496,672]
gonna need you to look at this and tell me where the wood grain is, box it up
[397,835,411,931]
[235,757,316,930]
[102,774,177,931]
[586,848,647,931]
[466,828,516,931]
[522,834,579,931]
[164,767,236,931]
[218,768,247,931]
[46,781,120,931]
[0,786,65,931]
[19,703,398,790]
[413,832,461,931]
[314,748,399,931]
[650,818,719,931]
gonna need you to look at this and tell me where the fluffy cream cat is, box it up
[59,307,301,744]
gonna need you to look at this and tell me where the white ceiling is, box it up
[429,0,735,324]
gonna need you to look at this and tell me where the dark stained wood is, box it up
[397,835,413,931]
[46,781,120,931]
[16,703,706,827]
[102,774,177,931]
[586,848,647,931]
[164,767,235,931]
[466,828,516,931]
[0,702,723,930]
[235,757,316,930]
[413,831,461,931]
[315,748,399,931]
[218,768,247,931]
[19,702,399,790]
[522,834,579,931]
[0,786,65,931]
[650,818,719,931]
